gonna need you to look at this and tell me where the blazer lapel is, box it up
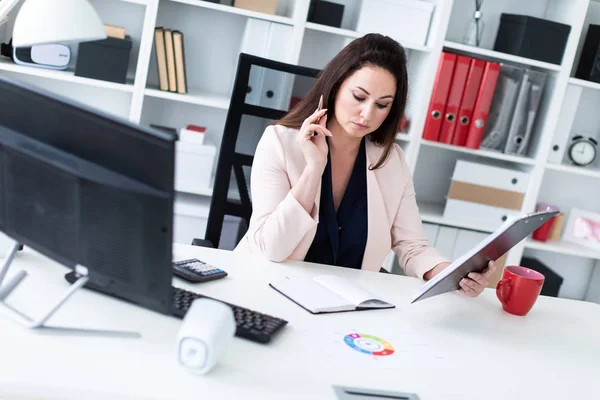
[322,160,339,262]
[361,141,392,272]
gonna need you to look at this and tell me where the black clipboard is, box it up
[411,210,559,303]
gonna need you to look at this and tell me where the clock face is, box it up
[569,140,597,166]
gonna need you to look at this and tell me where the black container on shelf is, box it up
[575,24,600,83]
[520,257,564,298]
[75,36,132,84]
[308,0,344,28]
[493,14,571,65]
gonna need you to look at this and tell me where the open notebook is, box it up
[269,275,394,314]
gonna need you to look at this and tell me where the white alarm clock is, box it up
[568,135,597,167]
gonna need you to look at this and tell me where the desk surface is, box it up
[1,244,599,400]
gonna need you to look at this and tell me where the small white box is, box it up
[175,142,216,191]
[173,194,245,249]
[179,128,205,146]
[451,160,530,193]
[356,0,434,46]
[173,194,210,245]
[443,199,521,230]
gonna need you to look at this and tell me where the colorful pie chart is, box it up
[343,333,395,356]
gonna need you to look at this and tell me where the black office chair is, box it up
[193,53,321,249]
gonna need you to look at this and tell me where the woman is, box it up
[236,34,495,297]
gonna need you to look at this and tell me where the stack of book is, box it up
[154,27,187,94]
[422,52,547,156]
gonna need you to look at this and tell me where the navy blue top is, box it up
[304,138,368,269]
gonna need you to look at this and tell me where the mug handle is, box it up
[496,278,512,307]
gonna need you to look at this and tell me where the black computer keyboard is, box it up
[170,287,288,344]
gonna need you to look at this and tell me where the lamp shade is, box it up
[12,0,106,47]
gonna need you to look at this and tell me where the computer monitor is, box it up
[0,76,176,315]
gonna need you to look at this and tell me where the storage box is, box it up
[575,24,600,83]
[493,14,571,65]
[234,0,277,15]
[443,161,530,228]
[308,0,344,28]
[175,142,216,191]
[75,36,132,84]
[173,194,245,250]
[356,0,434,46]
[521,257,564,297]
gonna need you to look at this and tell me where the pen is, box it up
[314,95,323,136]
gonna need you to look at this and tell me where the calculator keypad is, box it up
[173,259,227,281]
[183,260,223,275]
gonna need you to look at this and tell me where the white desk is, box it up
[1,244,599,400]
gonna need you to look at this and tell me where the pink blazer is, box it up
[234,125,448,279]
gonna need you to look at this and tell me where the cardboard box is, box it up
[443,160,530,229]
[234,0,277,15]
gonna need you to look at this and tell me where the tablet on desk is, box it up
[411,210,559,304]
[333,385,420,399]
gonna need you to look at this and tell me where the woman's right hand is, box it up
[297,106,332,171]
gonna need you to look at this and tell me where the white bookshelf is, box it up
[1,0,599,300]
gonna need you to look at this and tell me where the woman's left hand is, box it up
[458,261,497,297]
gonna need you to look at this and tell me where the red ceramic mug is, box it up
[496,266,545,316]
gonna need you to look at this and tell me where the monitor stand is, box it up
[0,240,140,338]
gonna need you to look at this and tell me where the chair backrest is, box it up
[205,53,321,249]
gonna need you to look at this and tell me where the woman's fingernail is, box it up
[468,273,474,278]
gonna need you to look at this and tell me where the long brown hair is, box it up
[277,33,408,169]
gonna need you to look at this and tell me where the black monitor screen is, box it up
[0,77,176,315]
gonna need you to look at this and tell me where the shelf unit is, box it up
[420,139,537,166]
[144,87,231,109]
[568,76,600,91]
[1,0,599,300]
[418,202,494,233]
[168,0,295,25]
[0,57,135,92]
[546,163,600,179]
[304,22,434,53]
[525,239,600,261]
[442,40,563,72]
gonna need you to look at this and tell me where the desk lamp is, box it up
[0,0,106,47]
